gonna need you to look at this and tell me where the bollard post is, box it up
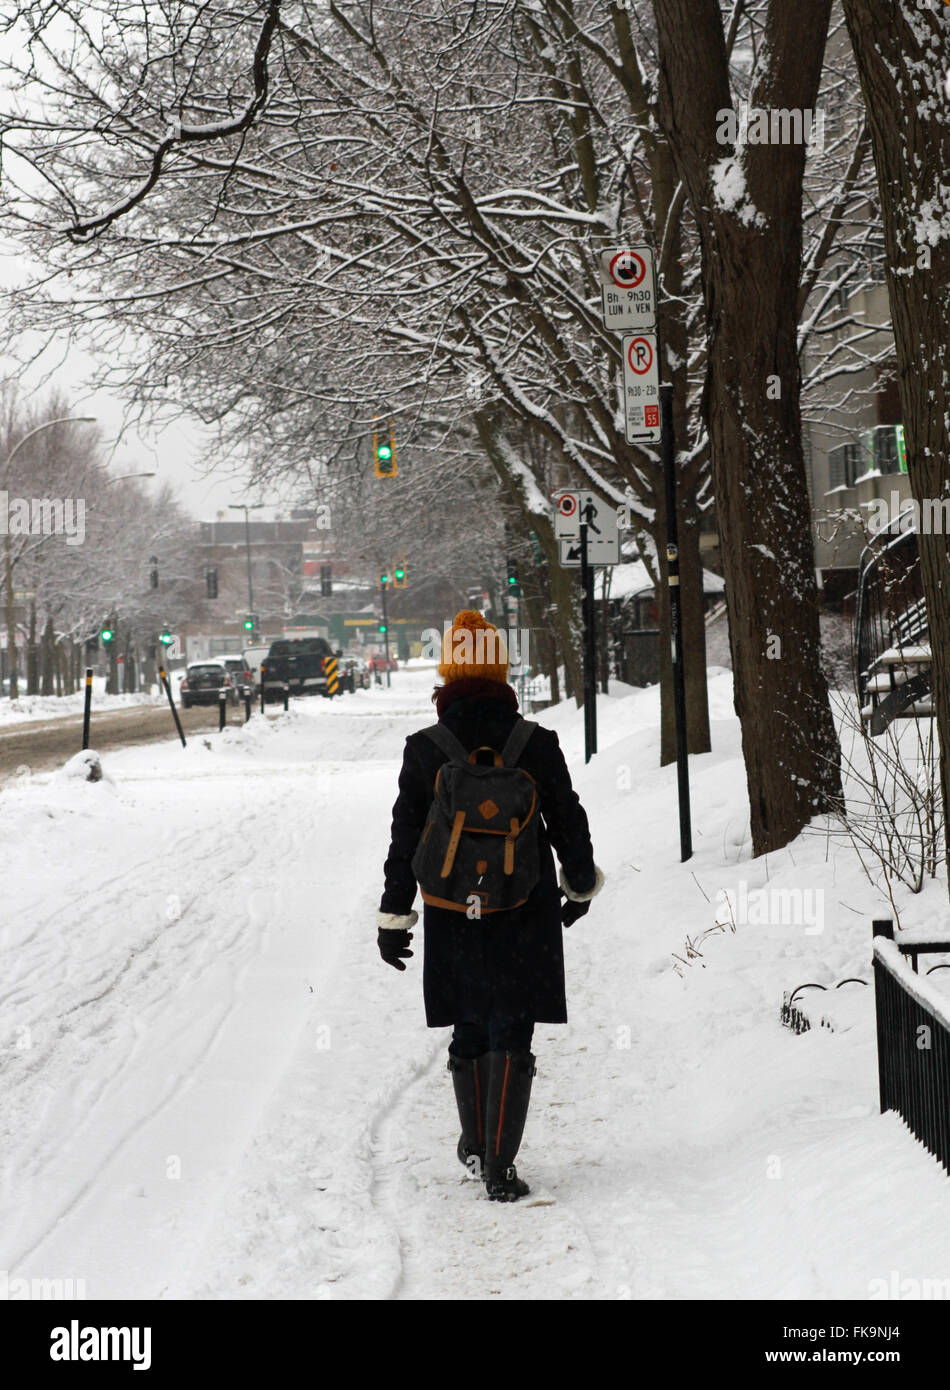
[245,687,252,723]
[81,667,93,750]
[283,682,290,711]
[159,666,187,747]
[219,689,227,731]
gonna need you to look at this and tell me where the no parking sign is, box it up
[600,245,656,331]
[621,331,661,443]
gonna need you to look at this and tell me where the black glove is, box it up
[378,927,414,970]
[560,894,591,929]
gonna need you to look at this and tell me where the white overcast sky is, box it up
[3,327,268,521]
[0,239,279,522]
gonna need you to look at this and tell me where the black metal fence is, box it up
[873,918,950,1174]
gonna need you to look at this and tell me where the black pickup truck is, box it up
[260,637,337,701]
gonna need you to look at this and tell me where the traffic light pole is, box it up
[381,579,391,688]
[244,508,254,616]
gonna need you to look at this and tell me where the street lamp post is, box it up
[2,415,96,699]
[228,503,268,632]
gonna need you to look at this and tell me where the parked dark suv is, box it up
[260,637,336,701]
[180,661,239,708]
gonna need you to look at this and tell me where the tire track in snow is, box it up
[365,1034,449,1299]
[1,774,334,1280]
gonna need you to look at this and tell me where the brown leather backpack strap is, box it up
[503,817,519,875]
[467,745,503,766]
[441,809,466,878]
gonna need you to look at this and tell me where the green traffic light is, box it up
[395,567,405,581]
[508,575,517,586]
[101,628,113,643]
[380,573,389,585]
[377,443,392,461]
[244,619,254,630]
[379,622,387,634]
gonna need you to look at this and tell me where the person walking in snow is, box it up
[377,610,603,1202]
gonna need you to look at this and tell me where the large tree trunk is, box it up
[652,0,842,853]
[842,0,950,877]
[27,603,39,695]
[40,615,54,696]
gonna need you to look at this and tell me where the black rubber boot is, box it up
[483,1050,536,1201]
[448,1053,490,1178]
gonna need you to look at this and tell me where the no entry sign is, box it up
[621,330,661,443]
[600,245,656,332]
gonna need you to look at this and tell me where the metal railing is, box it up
[854,522,926,707]
[873,918,950,1173]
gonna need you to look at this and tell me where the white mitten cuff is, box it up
[559,865,605,903]
[377,910,419,930]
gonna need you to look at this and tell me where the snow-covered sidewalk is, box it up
[2,666,950,1300]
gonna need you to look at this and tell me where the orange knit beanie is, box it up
[437,610,509,685]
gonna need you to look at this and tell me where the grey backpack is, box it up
[412,719,539,915]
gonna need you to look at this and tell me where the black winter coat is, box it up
[379,685,596,1026]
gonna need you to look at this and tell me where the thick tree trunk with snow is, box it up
[653,0,842,853]
[842,0,950,877]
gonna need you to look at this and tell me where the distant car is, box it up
[368,654,398,676]
[180,661,238,709]
[218,654,253,696]
[242,645,270,695]
[260,636,335,701]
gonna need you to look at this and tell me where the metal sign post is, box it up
[381,578,391,688]
[579,522,597,763]
[660,382,692,862]
[555,489,617,760]
[600,245,692,860]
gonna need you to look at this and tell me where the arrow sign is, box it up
[621,330,661,443]
[600,245,656,332]
[559,535,619,567]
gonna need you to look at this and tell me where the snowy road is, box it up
[0,702,224,785]
[3,665,950,1300]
